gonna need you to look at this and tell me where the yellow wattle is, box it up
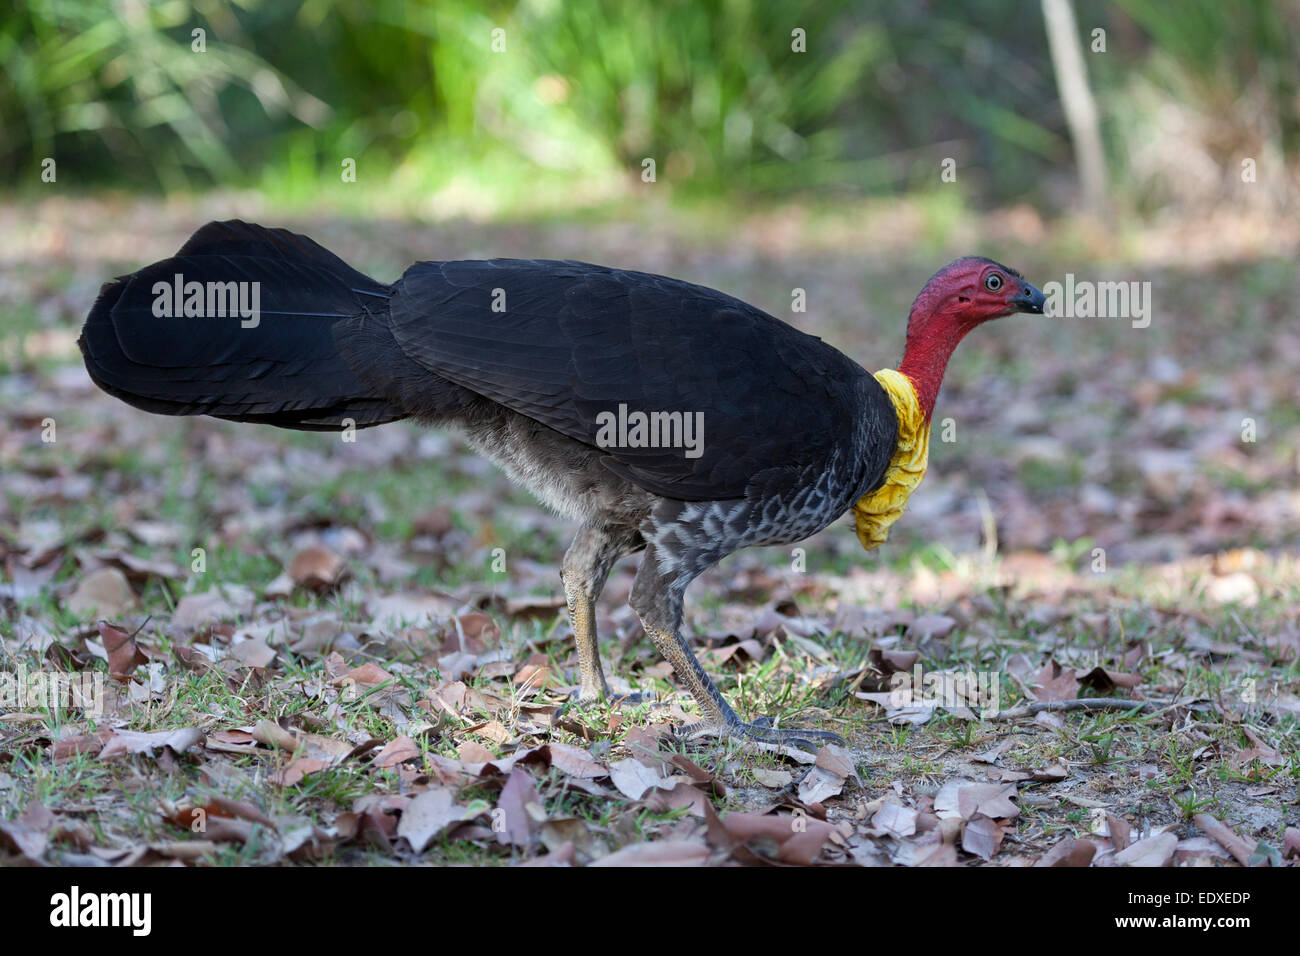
[852,368,931,552]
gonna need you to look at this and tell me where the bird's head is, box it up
[898,257,1045,418]
[907,256,1045,332]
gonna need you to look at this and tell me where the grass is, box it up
[1,198,1298,866]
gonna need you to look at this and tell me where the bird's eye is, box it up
[984,274,1003,292]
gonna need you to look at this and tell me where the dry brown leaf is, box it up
[52,731,110,762]
[369,592,460,628]
[538,742,607,779]
[66,567,134,618]
[1107,813,1132,852]
[797,765,845,805]
[590,840,710,866]
[289,545,346,592]
[373,736,421,769]
[1114,832,1177,867]
[1193,813,1254,866]
[337,661,394,689]
[1032,661,1080,702]
[497,769,542,847]
[456,741,496,763]
[721,811,836,865]
[871,802,918,838]
[172,592,237,630]
[97,549,184,582]
[934,782,1019,821]
[908,614,957,639]
[666,753,724,797]
[250,719,302,754]
[609,758,667,800]
[915,842,959,867]
[0,800,54,864]
[275,757,330,787]
[1034,836,1097,867]
[643,781,710,817]
[229,638,276,669]
[99,621,148,681]
[1173,837,1232,865]
[1282,828,1299,861]
[99,726,202,760]
[961,813,1006,861]
[752,768,793,788]
[1076,666,1141,693]
[204,729,259,754]
[397,788,465,853]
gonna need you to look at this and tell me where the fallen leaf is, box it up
[1114,832,1177,867]
[798,766,846,805]
[289,545,346,592]
[497,770,542,847]
[1032,661,1080,702]
[962,813,1006,861]
[98,621,149,681]
[1193,813,1254,866]
[934,782,1019,821]
[337,661,394,689]
[373,736,421,769]
[1173,837,1232,865]
[538,742,607,779]
[1282,828,1299,861]
[397,788,465,853]
[172,592,236,630]
[590,840,709,866]
[1076,666,1141,693]
[908,614,957,639]
[100,726,203,760]
[1035,836,1097,867]
[609,758,668,800]
[66,567,134,618]
[275,757,329,787]
[871,802,918,838]
[230,638,276,669]
[752,768,793,788]
[370,592,459,628]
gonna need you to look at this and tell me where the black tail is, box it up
[79,220,408,431]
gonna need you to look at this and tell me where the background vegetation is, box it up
[1,1,1297,870]
[3,0,1297,215]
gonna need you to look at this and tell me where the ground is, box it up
[0,195,1297,866]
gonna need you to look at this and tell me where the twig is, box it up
[984,698,1154,722]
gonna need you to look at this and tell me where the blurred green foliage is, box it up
[1,0,1296,208]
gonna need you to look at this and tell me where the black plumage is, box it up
[81,220,906,748]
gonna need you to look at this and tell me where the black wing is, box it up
[385,259,881,500]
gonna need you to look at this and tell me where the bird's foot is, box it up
[673,715,845,753]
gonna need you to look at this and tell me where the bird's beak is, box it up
[1009,282,1046,315]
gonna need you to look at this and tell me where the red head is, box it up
[897,257,1044,419]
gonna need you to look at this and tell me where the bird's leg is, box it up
[562,571,609,705]
[630,550,845,751]
[559,525,643,706]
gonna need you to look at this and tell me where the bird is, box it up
[80,220,1046,749]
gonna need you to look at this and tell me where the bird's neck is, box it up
[896,314,973,421]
